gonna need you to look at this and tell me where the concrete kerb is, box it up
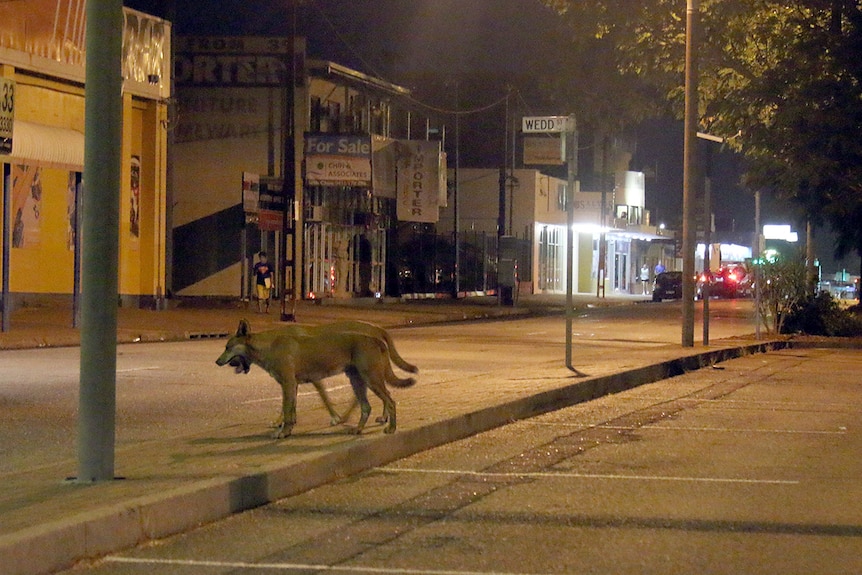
[0,338,791,575]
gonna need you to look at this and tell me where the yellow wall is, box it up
[13,80,85,129]
[8,166,76,293]
[1,70,168,303]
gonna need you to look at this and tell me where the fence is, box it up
[391,228,530,297]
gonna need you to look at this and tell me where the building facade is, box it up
[437,168,675,296]
[172,36,446,301]
[0,1,171,312]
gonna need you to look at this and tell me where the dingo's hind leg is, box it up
[346,369,372,434]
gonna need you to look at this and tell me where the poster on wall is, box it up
[66,172,77,251]
[11,164,41,249]
[130,155,141,242]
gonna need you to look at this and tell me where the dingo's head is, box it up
[216,319,253,374]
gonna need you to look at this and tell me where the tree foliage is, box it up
[544,0,862,275]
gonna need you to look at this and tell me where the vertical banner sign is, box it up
[371,135,397,198]
[396,140,441,223]
[242,171,260,213]
[0,78,13,155]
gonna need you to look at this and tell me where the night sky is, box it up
[126,0,858,274]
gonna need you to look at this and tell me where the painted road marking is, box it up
[241,384,353,405]
[116,366,161,373]
[106,556,550,575]
[597,424,847,435]
[520,421,846,435]
[382,467,799,485]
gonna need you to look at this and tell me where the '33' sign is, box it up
[0,77,13,155]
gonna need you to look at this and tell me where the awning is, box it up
[5,120,84,170]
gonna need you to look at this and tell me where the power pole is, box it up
[280,1,297,321]
[77,0,123,482]
[681,0,700,347]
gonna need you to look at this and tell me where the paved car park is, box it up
[59,347,862,575]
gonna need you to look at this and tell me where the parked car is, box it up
[652,271,683,301]
[697,264,752,299]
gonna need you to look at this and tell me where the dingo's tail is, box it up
[389,375,416,388]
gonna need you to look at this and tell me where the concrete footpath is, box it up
[0,294,855,575]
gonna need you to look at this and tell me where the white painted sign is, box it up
[396,140,441,223]
[522,115,570,133]
[0,78,14,155]
[523,136,564,165]
[242,171,260,213]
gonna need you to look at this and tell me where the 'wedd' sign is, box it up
[521,115,573,134]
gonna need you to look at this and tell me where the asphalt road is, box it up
[59,346,862,575]
[0,299,755,474]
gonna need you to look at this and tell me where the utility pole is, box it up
[453,81,460,298]
[77,0,123,482]
[280,1,297,321]
[681,0,700,347]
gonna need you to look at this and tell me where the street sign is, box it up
[0,78,14,155]
[522,115,571,133]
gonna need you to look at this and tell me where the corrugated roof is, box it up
[8,120,84,169]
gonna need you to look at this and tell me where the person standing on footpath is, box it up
[640,263,650,294]
[253,251,274,313]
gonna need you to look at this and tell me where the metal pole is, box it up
[596,136,610,299]
[696,132,724,345]
[565,114,579,372]
[453,82,460,298]
[280,3,297,321]
[754,190,762,339]
[1,164,10,332]
[702,173,710,346]
[77,0,123,482]
[498,166,505,305]
[806,220,816,294]
[681,0,700,347]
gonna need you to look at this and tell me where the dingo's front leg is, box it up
[311,380,343,426]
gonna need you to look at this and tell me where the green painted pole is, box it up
[76,0,123,483]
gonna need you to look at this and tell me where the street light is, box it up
[697,131,723,347]
[681,0,700,347]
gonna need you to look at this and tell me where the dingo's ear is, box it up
[237,319,251,336]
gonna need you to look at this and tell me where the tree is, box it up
[755,251,808,334]
[544,0,862,279]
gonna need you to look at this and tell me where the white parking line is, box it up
[241,384,354,405]
[382,467,799,485]
[106,556,548,575]
[116,366,161,373]
[520,421,847,435]
[597,424,847,435]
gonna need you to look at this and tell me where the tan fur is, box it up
[278,320,418,374]
[216,319,415,438]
